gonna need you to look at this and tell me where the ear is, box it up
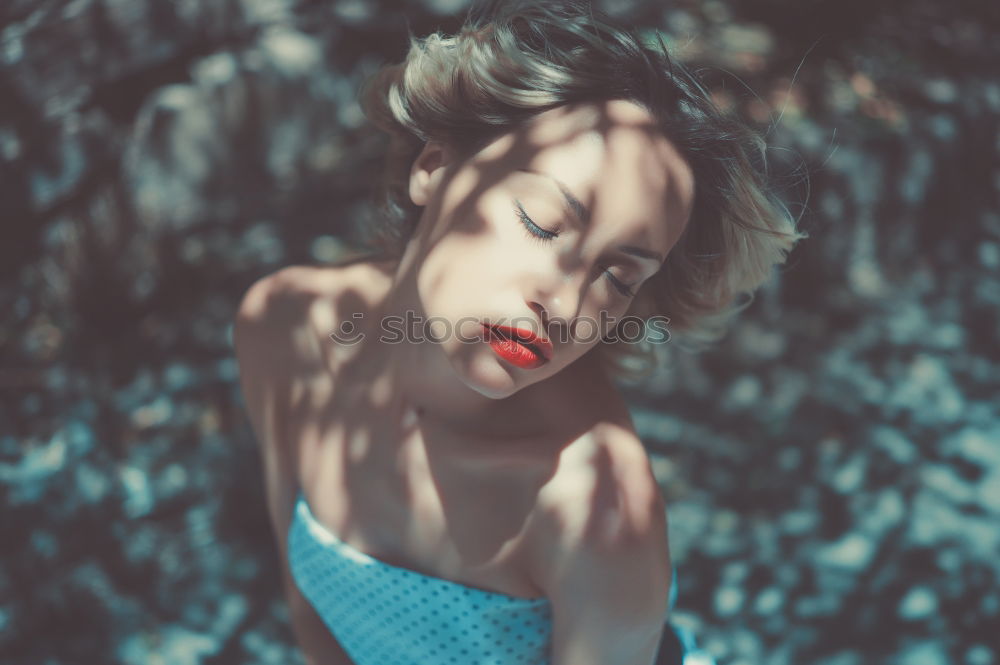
[408,141,454,207]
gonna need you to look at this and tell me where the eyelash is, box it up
[513,202,636,298]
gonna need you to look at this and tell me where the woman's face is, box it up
[403,99,694,399]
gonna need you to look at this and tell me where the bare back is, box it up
[234,258,660,664]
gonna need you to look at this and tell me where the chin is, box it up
[464,363,523,399]
[456,352,537,400]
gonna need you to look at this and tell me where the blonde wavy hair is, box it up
[358,0,808,382]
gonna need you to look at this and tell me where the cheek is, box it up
[572,296,628,344]
[436,204,523,288]
[417,231,505,315]
[546,336,602,380]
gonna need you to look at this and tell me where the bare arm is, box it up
[234,268,357,665]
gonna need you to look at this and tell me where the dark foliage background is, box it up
[2,0,998,663]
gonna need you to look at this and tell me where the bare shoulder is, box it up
[233,257,398,456]
[234,258,394,371]
[535,421,667,551]
[233,265,347,506]
[235,265,335,347]
[533,356,666,536]
[235,259,389,338]
[527,419,672,663]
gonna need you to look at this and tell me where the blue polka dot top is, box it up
[288,490,715,665]
[288,491,554,665]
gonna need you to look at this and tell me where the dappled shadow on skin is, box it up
[261,104,685,660]
[415,101,689,324]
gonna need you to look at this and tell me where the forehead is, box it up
[474,100,694,248]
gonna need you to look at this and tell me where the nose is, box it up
[527,272,582,337]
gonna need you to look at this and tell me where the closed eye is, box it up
[514,201,559,243]
[602,269,636,298]
[513,200,636,298]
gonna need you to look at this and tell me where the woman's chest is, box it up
[287,387,551,600]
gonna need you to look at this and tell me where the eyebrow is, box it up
[516,168,665,265]
[618,245,665,264]
[516,168,591,226]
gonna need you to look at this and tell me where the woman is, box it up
[234,1,805,664]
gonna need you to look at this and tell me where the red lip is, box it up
[487,325,553,360]
[481,324,554,369]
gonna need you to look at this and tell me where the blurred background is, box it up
[2,0,998,663]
